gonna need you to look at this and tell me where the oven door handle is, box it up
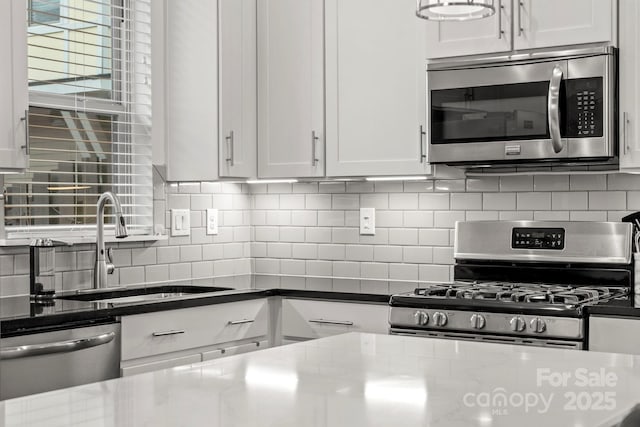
[548,65,564,154]
[0,332,116,360]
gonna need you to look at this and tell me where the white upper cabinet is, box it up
[618,0,640,172]
[219,0,257,178]
[425,0,614,59]
[0,0,28,172]
[514,0,614,50]
[325,0,431,177]
[425,0,513,59]
[257,0,325,178]
[165,0,219,182]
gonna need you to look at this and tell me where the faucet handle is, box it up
[106,248,115,275]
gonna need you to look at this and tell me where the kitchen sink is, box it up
[56,285,233,304]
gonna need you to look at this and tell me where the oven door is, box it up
[428,54,613,165]
[390,327,583,350]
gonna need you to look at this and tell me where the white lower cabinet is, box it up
[589,315,640,355]
[120,299,269,376]
[282,299,390,341]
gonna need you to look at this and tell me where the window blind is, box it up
[4,0,153,238]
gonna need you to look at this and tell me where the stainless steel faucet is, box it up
[93,192,128,289]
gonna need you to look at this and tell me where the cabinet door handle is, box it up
[0,332,115,360]
[227,319,255,325]
[309,319,354,326]
[225,130,234,166]
[152,330,185,337]
[311,131,319,166]
[623,112,630,155]
[497,0,504,39]
[20,109,30,155]
[517,0,524,37]
[419,125,427,163]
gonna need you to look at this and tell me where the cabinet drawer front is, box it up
[121,353,202,377]
[282,299,389,339]
[122,300,268,361]
[589,316,640,355]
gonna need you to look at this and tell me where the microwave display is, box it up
[430,77,603,145]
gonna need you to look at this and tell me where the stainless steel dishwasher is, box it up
[0,322,120,400]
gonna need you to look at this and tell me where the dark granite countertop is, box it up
[0,278,391,337]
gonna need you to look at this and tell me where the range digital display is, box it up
[512,228,565,250]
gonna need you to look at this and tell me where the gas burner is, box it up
[411,282,628,308]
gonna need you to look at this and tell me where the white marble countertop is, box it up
[2,333,640,427]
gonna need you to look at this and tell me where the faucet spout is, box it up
[93,192,128,289]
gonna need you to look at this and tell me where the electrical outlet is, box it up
[171,209,190,236]
[206,208,219,235]
[360,208,375,235]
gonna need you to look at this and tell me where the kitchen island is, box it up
[2,332,639,427]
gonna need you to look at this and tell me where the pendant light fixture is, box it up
[416,0,495,21]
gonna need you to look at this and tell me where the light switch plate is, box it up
[171,209,190,236]
[206,208,219,235]
[360,208,375,235]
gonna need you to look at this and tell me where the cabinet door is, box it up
[219,0,257,178]
[424,0,512,59]
[165,0,219,181]
[282,299,390,340]
[257,0,325,178]
[619,0,640,171]
[589,316,640,355]
[514,0,613,50]
[0,0,28,171]
[325,0,430,177]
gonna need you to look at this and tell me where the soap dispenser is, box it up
[29,238,70,301]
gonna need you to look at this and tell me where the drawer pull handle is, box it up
[152,330,185,337]
[228,319,255,325]
[309,319,354,326]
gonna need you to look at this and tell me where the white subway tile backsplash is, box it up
[360,193,389,209]
[346,182,375,193]
[403,247,433,264]
[517,192,551,210]
[292,243,318,260]
[419,193,449,210]
[607,211,632,222]
[465,211,499,221]
[255,227,280,242]
[266,210,292,226]
[145,264,169,283]
[434,179,465,193]
[333,262,360,278]
[280,194,305,210]
[305,227,332,243]
[569,211,608,222]
[483,193,516,210]
[403,181,434,193]
[306,194,332,210]
[361,263,388,279]
[388,229,418,246]
[434,211,466,228]
[318,244,346,261]
[279,227,306,243]
[180,245,202,262]
[627,191,640,210]
[178,182,201,194]
[466,176,499,192]
[360,280,389,295]
[291,210,317,226]
[534,175,569,191]
[389,193,419,210]
[212,194,233,210]
[267,243,292,258]
[192,261,215,278]
[588,191,626,210]
[571,175,607,191]
[552,192,588,210]
[332,194,359,210]
[0,255,14,276]
[500,176,533,192]
[534,211,570,221]
[267,183,292,194]
[223,243,244,259]
[332,228,360,244]
[191,194,212,210]
[292,182,318,193]
[403,211,434,228]
[168,194,190,210]
[306,260,332,276]
[374,182,403,193]
[376,211,403,228]
[202,244,224,260]
[607,174,640,190]
[305,277,332,291]
[318,211,345,227]
[419,229,450,246]
[499,211,533,221]
[419,264,451,282]
[157,246,180,264]
[14,255,29,275]
[373,246,403,263]
[389,264,418,280]
[255,259,280,274]
[450,193,482,210]
[319,182,346,193]
[433,247,454,265]
[254,194,280,210]
[345,245,374,262]
[119,266,145,285]
[131,248,157,266]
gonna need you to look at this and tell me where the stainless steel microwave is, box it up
[427,47,616,167]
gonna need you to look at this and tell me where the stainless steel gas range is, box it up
[389,221,634,350]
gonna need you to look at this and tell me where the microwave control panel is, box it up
[512,228,565,250]
[565,77,603,138]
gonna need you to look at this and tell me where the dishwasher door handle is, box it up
[0,331,116,360]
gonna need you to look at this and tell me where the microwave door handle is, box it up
[548,65,564,154]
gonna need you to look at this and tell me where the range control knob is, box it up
[433,312,448,327]
[470,313,486,330]
[414,311,429,326]
[510,316,526,332]
[530,317,547,333]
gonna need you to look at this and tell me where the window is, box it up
[29,0,61,26]
[3,0,153,238]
